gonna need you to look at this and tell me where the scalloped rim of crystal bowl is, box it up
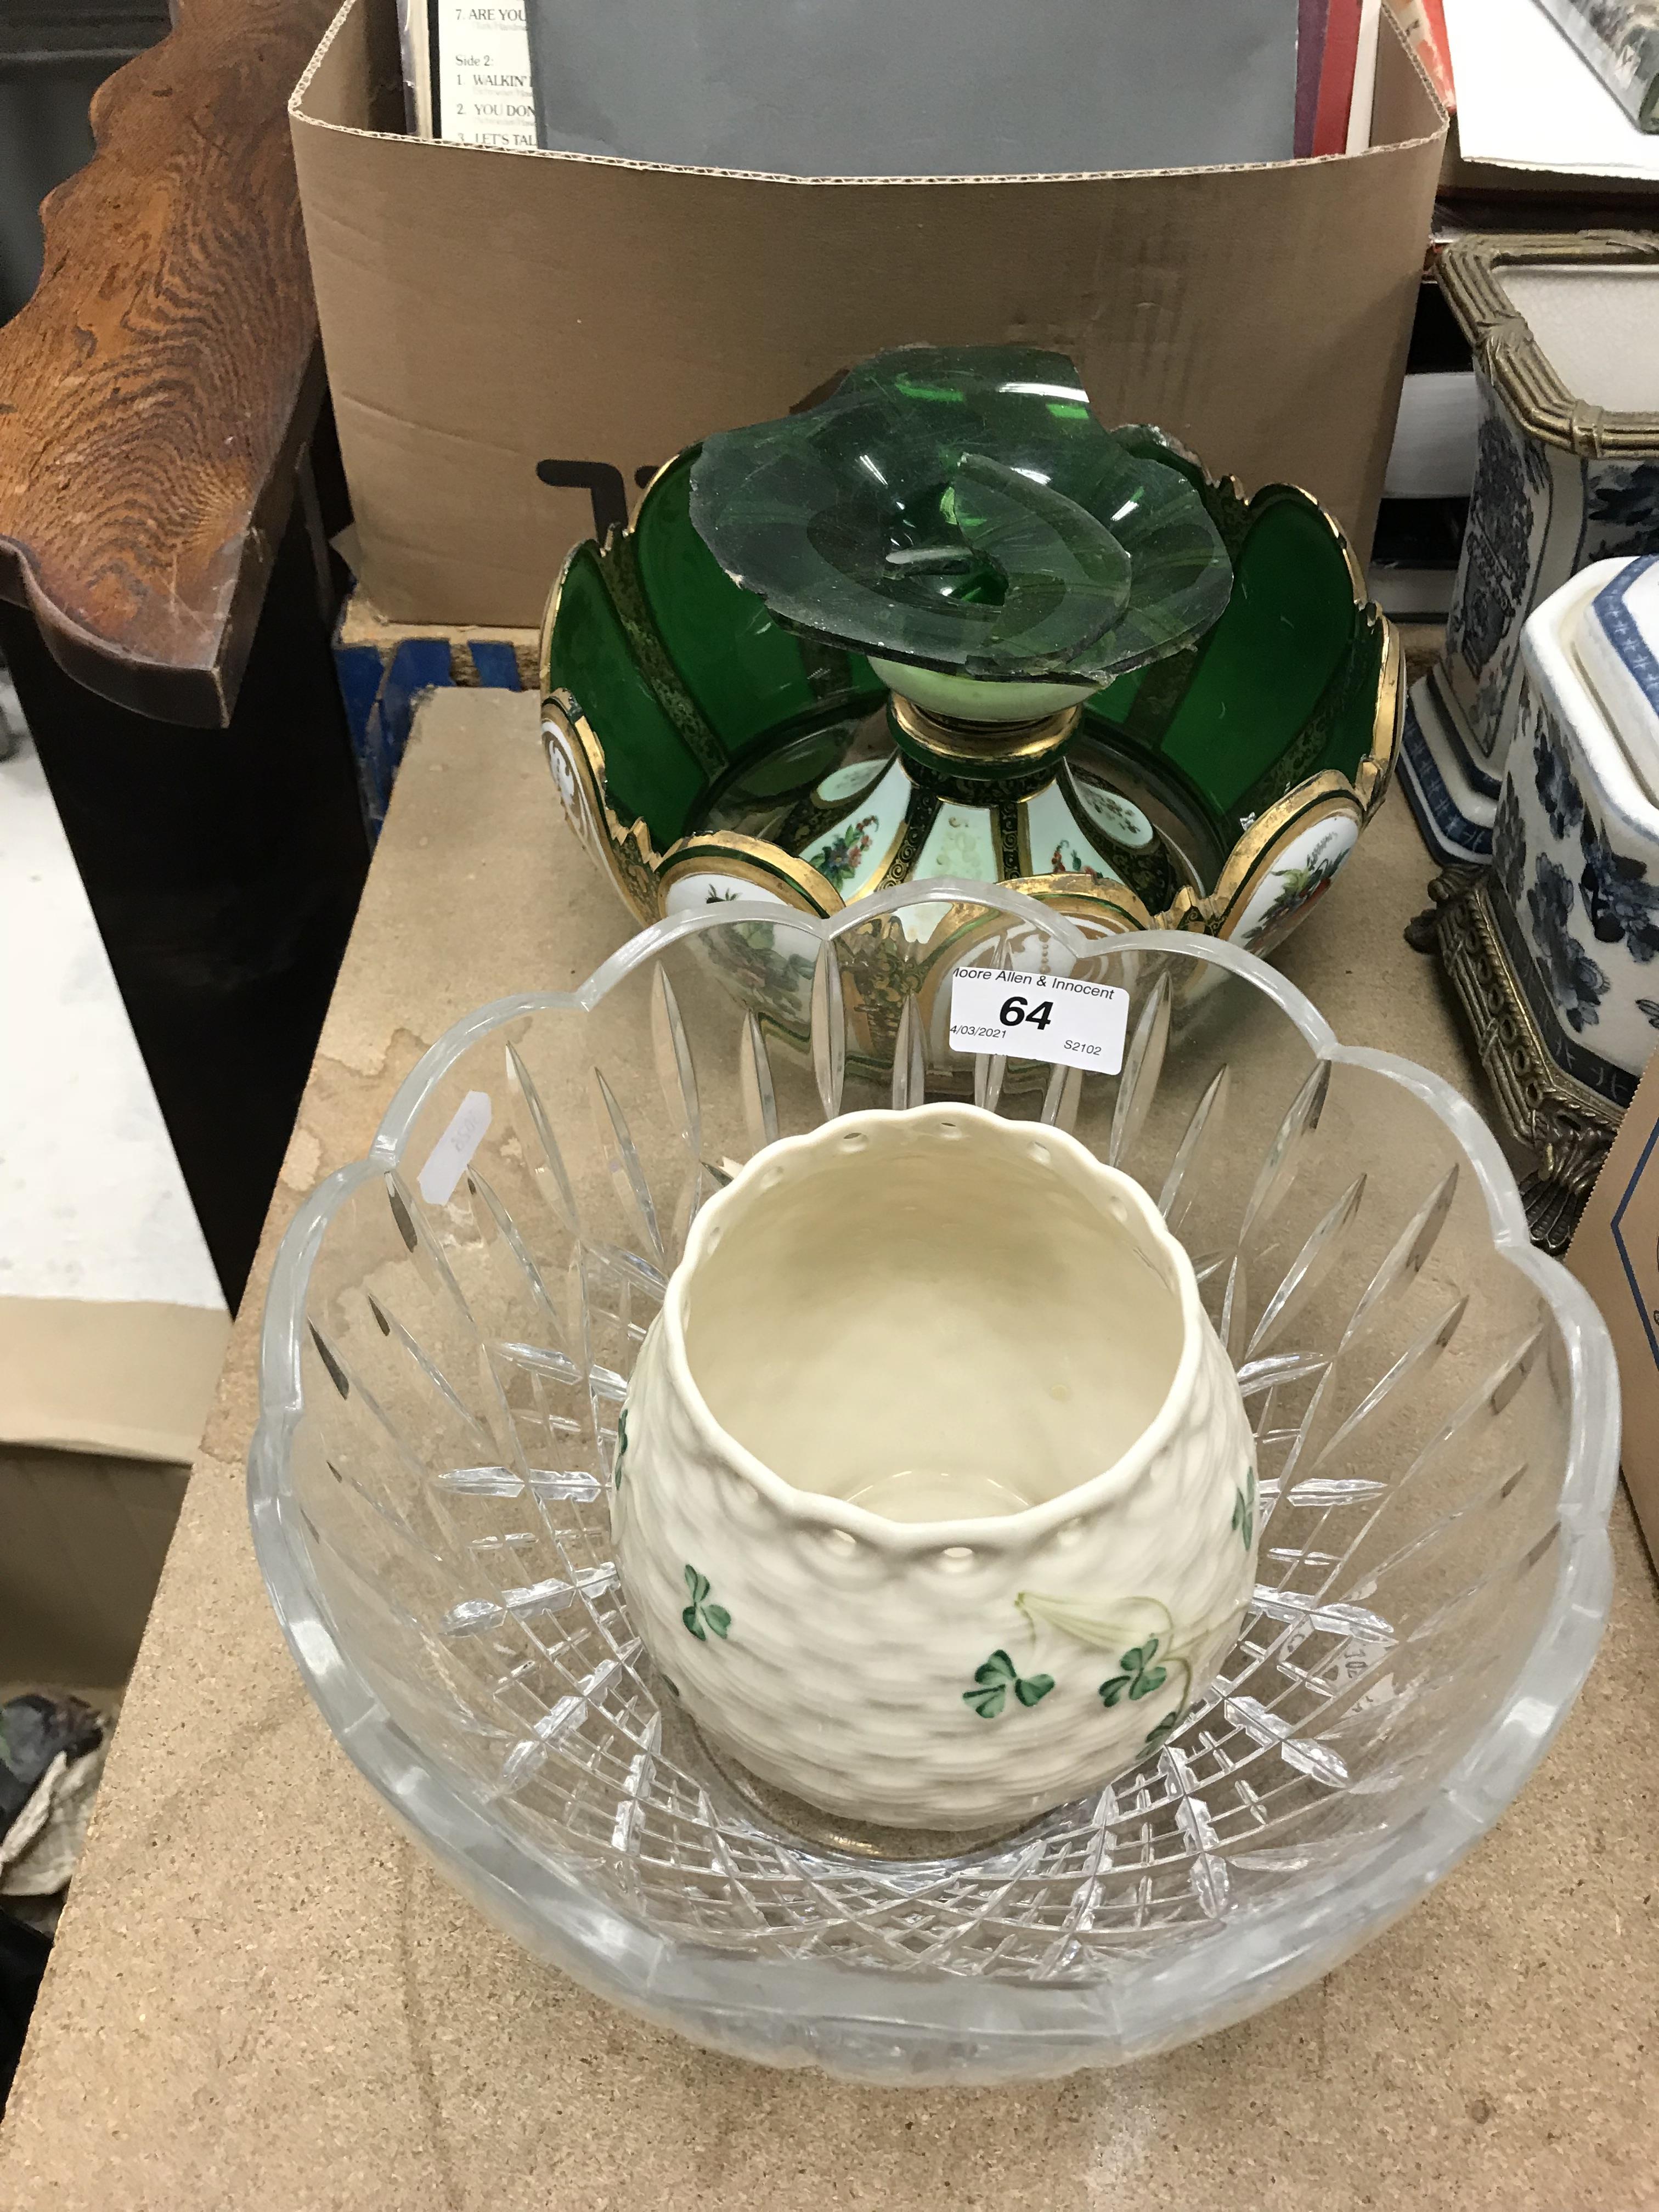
[247,882,1620,2083]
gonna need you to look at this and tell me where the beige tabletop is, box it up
[3,688,1656,2211]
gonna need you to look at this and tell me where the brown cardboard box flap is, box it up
[291,0,1446,628]
[0,1297,230,1464]
[1570,1051,1659,1569]
[0,1447,190,1688]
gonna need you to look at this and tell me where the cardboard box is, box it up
[291,0,1447,629]
[1570,1050,1659,1573]
[0,1299,227,1689]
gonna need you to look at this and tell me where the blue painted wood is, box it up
[468,639,523,690]
[331,602,532,837]
[363,637,453,833]
[332,639,389,825]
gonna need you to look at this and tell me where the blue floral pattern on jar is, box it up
[1583,461,1659,559]
[1579,815,1659,962]
[1531,674,1659,966]
[1455,411,1538,685]
[1447,396,1555,760]
[1527,851,1607,1034]
[1503,573,1659,1089]
[1533,710,1585,839]
[1492,778,1526,917]
[1444,424,1659,781]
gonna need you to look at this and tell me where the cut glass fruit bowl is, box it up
[249,884,1618,2085]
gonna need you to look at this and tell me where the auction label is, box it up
[948,967,1129,1074]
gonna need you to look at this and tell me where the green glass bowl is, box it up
[540,442,1399,960]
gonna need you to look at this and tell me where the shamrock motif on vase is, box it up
[681,1565,731,1642]
[963,1649,1055,1719]
[1097,1637,1169,1707]
[1008,1592,1229,1761]
[1141,1705,1186,1752]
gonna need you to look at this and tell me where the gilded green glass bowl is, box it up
[541,418,1398,959]
[687,347,1234,697]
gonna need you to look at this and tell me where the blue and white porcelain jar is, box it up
[1402,236,1659,868]
[1491,555,1659,1108]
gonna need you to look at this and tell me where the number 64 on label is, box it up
[947,967,1130,1075]
[996,990,1054,1031]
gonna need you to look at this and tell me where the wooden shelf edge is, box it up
[0,0,337,726]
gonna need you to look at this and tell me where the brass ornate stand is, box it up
[1406,867,1623,1254]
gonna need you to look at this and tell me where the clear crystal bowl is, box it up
[249,884,1618,2084]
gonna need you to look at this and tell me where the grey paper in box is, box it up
[524,0,1298,174]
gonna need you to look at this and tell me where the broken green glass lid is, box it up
[688,346,1233,688]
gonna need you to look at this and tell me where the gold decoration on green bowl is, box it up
[539,349,1400,1021]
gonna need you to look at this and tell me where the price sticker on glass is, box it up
[947,966,1130,1075]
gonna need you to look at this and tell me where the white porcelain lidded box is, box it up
[1491,554,1659,1111]
[613,1103,1257,1832]
[1403,235,1659,867]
